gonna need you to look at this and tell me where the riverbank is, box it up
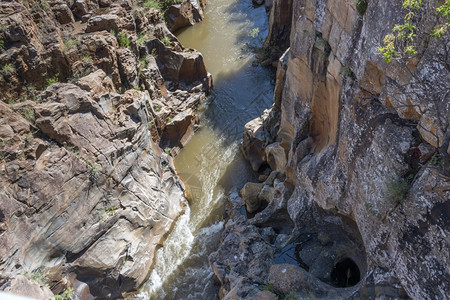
[137,0,275,298]
[0,0,211,298]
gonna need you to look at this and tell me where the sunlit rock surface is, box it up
[0,0,211,298]
[216,0,449,299]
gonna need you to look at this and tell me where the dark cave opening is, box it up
[330,257,361,287]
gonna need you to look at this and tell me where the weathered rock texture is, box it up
[215,0,449,299]
[0,0,211,298]
[165,0,206,33]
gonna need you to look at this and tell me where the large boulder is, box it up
[4,275,54,300]
[50,0,75,24]
[240,182,264,213]
[209,216,274,298]
[165,0,205,32]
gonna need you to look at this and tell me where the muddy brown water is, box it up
[136,0,274,299]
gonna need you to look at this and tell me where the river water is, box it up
[137,0,274,298]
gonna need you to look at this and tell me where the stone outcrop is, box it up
[4,275,54,300]
[218,0,449,299]
[165,0,206,33]
[0,0,212,298]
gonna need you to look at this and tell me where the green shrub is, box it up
[378,0,450,62]
[429,153,444,167]
[283,291,298,300]
[259,283,275,293]
[64,143,79,155]
[106,205,120,213]
[249,27,260,38]
[64,38,78,51]
[82,54,93,64]
[118,31,131,48]
[355,0,368,15]
[143,0,184,11]
[24,268,47,285]
[137,33,147,46]
[385,176,410,205]
[341,66,355,77]
[23,107,35,122]
[2,63,14,75]
[46,73,59,88]
[143,0,161,10]
[365,202,381,219]
[161,36,172,46]
[39,0,49,10]
[55,287,73,300]
[139,56,150,70]
[0,40,4,50]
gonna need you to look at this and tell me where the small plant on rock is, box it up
[45,73,59,88]
[259,283,276,293]
[355,0,368,15]
[39,0,50,10]
[0,40,4,51]
[365,202,381,219]
[341,66,355,77]
[429,153,444,167]
[143,0,161,10]
[2,63,14,75]
[23,107,35,122]
[24,268,48,285]
[54,286,74,300]
[137,33,147,46]
[106,205,120,214]
[283,291,298,300]
[385,176,410,206]
[161,36,172,46]
[64,38,78,51]
[139,56,150,71]
[151,48,158,58]
[118,31,131,49]
[64,143,79,155]
[81,54,93,64]
[249,27,260,38]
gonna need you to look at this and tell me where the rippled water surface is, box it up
[137,0,274,298]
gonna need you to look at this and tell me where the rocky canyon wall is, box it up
[212,0,449,299]
[0,0,210,298]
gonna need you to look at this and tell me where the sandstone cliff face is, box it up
[212,0,449,299]
[0,0,210,298]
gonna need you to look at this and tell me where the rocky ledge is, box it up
[0,0,211,298]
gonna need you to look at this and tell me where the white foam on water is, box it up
[138,206,194,298]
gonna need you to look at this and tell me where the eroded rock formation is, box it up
[0,0,211,298]
[213,0,449,299]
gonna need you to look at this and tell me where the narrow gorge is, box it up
[0,0,449,300]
